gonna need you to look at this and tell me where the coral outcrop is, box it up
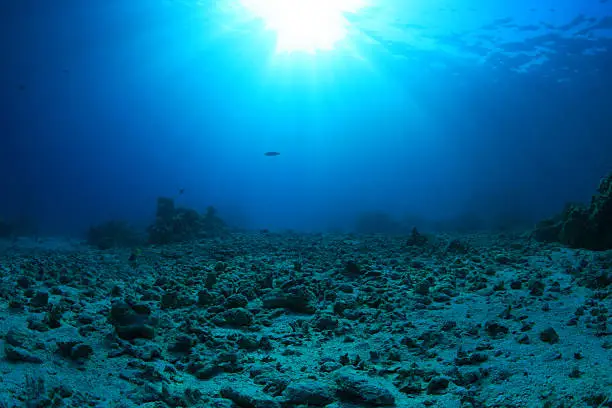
[147,197,227,245]
[406,227,428,247]
[534,172,612,250]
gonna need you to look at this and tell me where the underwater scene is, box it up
[1,0,612,406]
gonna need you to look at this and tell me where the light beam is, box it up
[239,0,365,53]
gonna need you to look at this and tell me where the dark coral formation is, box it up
[0,216,37,238]
[534,172,612,250]
[147,197,227,245]
[406,227,428,247]
[87,220,143,250]
[354,211,404,234]
[201,206,227,236]
[0,219,13,238]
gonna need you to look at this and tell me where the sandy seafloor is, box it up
[0,232,610,408]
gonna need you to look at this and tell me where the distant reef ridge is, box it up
[86,197,227,249]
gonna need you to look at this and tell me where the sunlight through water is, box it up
[238,0,366,53]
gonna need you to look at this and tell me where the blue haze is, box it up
[1,0,612,235]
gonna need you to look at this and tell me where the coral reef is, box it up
[86,220,143,250]
[147,197,227,245]
[534,172,612,250]
[85,198,228,249]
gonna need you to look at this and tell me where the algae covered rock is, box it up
[534,172,612,250]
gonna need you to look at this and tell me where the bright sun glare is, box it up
[239,0,365,53]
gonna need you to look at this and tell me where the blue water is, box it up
[2,0,612,235]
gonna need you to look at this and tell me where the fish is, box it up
[179,188,185,195]
[264,152,280,156]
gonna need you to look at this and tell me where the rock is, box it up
[262,285,316,314]
[160,291,179,309]
[539,327,560,344]
[70,343,94,360]
[17,276,32,289]
[212,308,254,327]
[3,326,43,363]
[220,384,282,408]
[485,321,509,339]
[30,290,49,308]
[169,334,196,353]
[282,380,335,406]
[312,314,340,331]
[427,376,451,395]
[343,260,361,276]
[236,334,260,351]
[160,291,193,309]
[57,340,94,361]
[5,327,30,348]
[529,279,545,296]
[197,289,216,306]
[225,294,249,309]
[109,300,155,340]
[414,279,432,296]
[333,368,396,406]
[4,344,43,363]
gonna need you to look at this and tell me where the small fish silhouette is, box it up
[179,188,185,195]
[264,152,280,156]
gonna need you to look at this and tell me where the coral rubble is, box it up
[0,231,609,407]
